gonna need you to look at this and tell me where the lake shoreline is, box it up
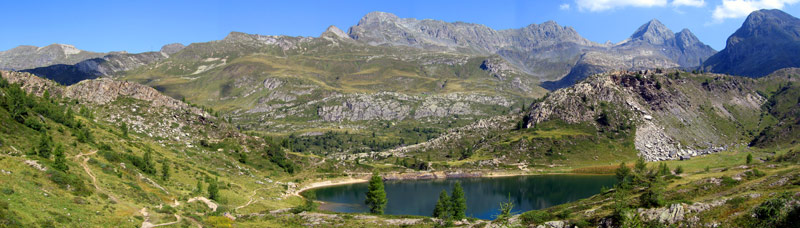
[294,170,613,197]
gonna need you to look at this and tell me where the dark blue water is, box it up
[304,175,616,220]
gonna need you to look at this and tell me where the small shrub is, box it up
[1,188,13,195]
[520,210,552,225]
[721,176,738,187]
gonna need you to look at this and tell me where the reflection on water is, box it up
[307,175,616,220]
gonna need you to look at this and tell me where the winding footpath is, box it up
[74,150,120,202]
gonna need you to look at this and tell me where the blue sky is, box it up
[1,0,799,53]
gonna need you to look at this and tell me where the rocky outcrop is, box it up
[64,78,207,117]
[315,92,512,122]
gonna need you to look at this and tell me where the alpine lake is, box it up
[302,174,617,220]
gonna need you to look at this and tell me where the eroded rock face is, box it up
[65,78,207,117]
[315,92,512,122]
[318,93,411,121]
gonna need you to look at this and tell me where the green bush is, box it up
[520,210,552,225]
[47,170,92,196]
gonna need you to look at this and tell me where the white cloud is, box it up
[560,3,571,10]
[672,0,705,7]
[712,0,800,21]
[576,0,668,12]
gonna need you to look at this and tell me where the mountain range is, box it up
[0,8,800,228]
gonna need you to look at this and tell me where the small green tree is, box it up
[196,179,204,193]
[615,162,632,189]
[161,160,170,181]
[208,180,219,201]
[120,122,128,138]
[634,157,647,174]
[450,182,467,220]
[365,171,387,214]
[142,149,155,174]
[53,144,68,172]
[746,153,753,165]
[674,165,684,175]
[432,189,451,219]
[37,133,52,159]
[495,194,514,225]
[639,177,665,208]
[658,163,671,176]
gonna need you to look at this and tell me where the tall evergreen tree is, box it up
[634,157,647,174]
[432,189,451,219]
[53,144,68,172]
[142,149,155,174]
[161,160,170,181]
[208,179,219,201]
[196,179,204,193]
[37,133,52,159]
[365,171,387,214]
[450,182,467,220]
[120,122,128,138]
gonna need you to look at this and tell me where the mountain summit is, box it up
[630,19,675,45]
[703,9,800,77]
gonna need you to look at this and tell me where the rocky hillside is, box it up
[528,70,766,161]
[117,29,545,155]
[703,9,800,77]
[0,44,106,70]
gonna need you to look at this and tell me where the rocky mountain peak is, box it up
[703,9,800,78]
[321,25,350,39]
[357,11,400,25]
[630,19,675,45]
[160,43,185,55]
[734,9,800,45]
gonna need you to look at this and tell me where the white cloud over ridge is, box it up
[673,0,706,7]
[576,0,668,12]
[712,0,799,21]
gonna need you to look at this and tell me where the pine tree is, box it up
[208,180,219,201]
[450,182,467,220]
[432,189,451,219]
[120,122,128,138]
[53,144,68,172]
[142,149,155,174]
[161,160,170,181]
[634,157,647,174]
[364,171,387,214]
[615,162,632,188]
[37,133,52,159]
[746,153,753,165]
[196,179,204,193]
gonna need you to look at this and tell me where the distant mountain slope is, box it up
[703,9,800,77]
[0,44,106,70]
[542,19,716,89]
[21,44,184,85]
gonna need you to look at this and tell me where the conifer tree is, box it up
[433,189,451,219]
[161,160,170,181]
[365,171,387,214]
[208,179,219,201]
[37,133,52,159]
[53,144,68,172]
[450,182,467,220]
